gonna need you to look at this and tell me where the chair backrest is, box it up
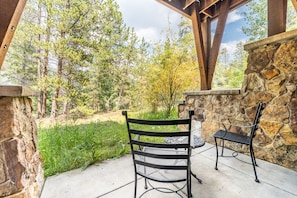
[122,110,194,183]
[250,102,265,139]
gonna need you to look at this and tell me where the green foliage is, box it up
[144,18,199,117]
[287,0,297,30]
[242,0,297,42]
[213,42,247,89]
[38,120,129,177]
[2,0,143,117]
[241,0,267,41]
[136,107,179,120]
[38,109,179,177]
[1,5,38,86]
[1,0,199,118]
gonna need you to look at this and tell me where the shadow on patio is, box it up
[40,143,297,198]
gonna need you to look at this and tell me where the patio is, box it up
[40,142,297,198]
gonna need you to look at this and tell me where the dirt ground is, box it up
[36,111,124,128]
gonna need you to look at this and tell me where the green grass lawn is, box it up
[38,109,178,177]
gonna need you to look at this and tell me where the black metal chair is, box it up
[122,110,194,198]
[213,102,265,183]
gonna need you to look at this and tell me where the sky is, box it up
[117,0,249,57]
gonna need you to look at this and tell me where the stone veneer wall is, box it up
[179,30,297,170]
[0,95,43,197]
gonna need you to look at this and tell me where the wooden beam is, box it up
[202,18,211,64]
[156,0,192,18]
[268,0,287,36]
[156,0,250,21]
[207,0,230,88]
[291,0,297,12]
[200,0,250,21]
[0,0,27,69]
[0,1,18,45]
[184,0,198,10]
[155,0,251,90]
[199,0,220,15]
[191,2,208,90]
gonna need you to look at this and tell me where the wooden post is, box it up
[0,0,27,69]
[268,0,287,36]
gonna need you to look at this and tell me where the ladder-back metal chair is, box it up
[213,102,265,182]
[123,110,194,198]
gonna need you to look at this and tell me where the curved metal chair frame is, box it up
[123,110,194,198]
[213,102,265,183]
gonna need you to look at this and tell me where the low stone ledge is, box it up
[244,29,297,51]
[0,85,38,97]
[184,88,241,96]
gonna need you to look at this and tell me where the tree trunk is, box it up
[41,26,50,118]
[50,57,63,118]
[37,1,42,118]
[51,0,69,118]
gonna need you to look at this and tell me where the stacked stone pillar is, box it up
[179,30,297,170]
[0,86,43,197]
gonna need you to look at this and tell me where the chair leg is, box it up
[134,174,137,198]
[221,139,225,156]
[251,146,258,166]
[144,178,148,189]
[214,137,219,170]
[191,171,202,183]
[249,146,260,183]
[187,170,192,198]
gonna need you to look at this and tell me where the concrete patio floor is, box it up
[40,143,297,198]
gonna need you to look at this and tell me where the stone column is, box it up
[179,29,297,170]
[0,86,43,198]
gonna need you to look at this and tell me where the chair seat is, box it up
[214,130,251,145]
[135,147,188,183]
[214,103,265,183]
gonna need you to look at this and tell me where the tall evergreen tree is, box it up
[242,0,297,41]
[2,0,141,117]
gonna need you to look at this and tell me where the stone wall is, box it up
[179,30,297,170]
[0,95,43,197]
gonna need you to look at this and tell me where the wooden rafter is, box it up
[184,0,198,10]
[0,0,27,69]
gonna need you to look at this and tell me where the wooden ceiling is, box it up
[156,0,250,21]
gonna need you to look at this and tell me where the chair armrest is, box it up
[215,116,254,128]
[214,118,255,137]
[220,120,255,129]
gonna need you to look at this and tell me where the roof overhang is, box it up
[156,0,250,21]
